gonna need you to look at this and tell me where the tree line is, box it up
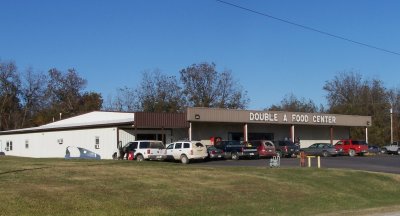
[1,60,399,145]
[268,72,400,145]
[0,60,102,130]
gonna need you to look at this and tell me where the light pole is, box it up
[390,108,393,144]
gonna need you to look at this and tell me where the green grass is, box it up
[1,157,400,216]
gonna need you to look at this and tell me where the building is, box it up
[0,107,371,159]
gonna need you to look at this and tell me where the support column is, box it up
[365,127,368,143]
[189,122,192,141]
[291,125,295,142]
[244,123,248,142]
[330,126,334,145]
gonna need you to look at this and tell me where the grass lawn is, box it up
[1,156,400,216]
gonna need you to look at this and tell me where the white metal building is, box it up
[0,108,371,159]
[0,112,136,159]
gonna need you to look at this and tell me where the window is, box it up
[183,143,190,148]
[150,141,164,149]
[175,143,182,149]
[58,138,63,145]
[195,143,204,147]
[139,142,150,149]
[25,140,29,149]
[132,142,138,149]
[6,141,13,151]
[166,144,174,149]
[95,136,100,149]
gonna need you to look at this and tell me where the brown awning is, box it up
[134,112,189,128]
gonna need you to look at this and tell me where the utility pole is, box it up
[390,108,393,144]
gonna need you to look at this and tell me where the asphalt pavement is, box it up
[196,154,400,174]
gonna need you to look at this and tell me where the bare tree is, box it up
[0,60,21,130]
[180,62,249,109]
[104,87,136,112]
[136,70,185,112]
[20,68,47,127]
[267,93,319,113]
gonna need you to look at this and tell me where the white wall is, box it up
[0,127,119,159]
[118,129,136,147]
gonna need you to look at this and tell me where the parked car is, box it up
[248,140,276,158]
[334,139,368,156]
[273,140,300,158]
[380,141,400,155]
[0,151,5,156]
[300,143,338,157]
[368,145,381,155]
[122,140,166,161]
[206,145,225,160]
[165,141,208,164]
[65,146,101,159]
[214,140,258,160]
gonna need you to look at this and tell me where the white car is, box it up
[165,141,208,164]
[123,140,166,161]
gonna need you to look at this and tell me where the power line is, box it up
[216,0,400,56]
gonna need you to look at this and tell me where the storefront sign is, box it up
[249,112,336,124]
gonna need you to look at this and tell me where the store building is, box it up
[0,107,371,159]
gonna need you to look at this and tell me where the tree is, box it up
[0,60,21,130]
[323,72,391,145]
[78,92,103,113]
[31,68,102,124]
[135,70,185,112]
[20,68,47,127]
[180,62,249,109]
[104,87,137,112]
[268,93,319,113]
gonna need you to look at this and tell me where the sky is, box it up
[1,0,400,110]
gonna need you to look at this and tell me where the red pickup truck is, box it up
[334,139,368,156]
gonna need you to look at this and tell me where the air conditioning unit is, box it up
[95,144,100,149]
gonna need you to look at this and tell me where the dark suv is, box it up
[273,140,300,158]
[214,140,258,160]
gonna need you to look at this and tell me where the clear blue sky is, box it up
[1,0,399,110]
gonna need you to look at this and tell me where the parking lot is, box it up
[196,154,400,174]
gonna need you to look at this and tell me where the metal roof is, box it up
[0,111,135,134]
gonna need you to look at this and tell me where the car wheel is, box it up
[136,154,144,162]
[381,148,387,154]
[322,151,329,157]
[348,149,356,157]
[231,152,239,160]
[180,155,189,164]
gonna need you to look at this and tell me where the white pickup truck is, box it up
[381,141,400,155]
[165,141,208,164]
